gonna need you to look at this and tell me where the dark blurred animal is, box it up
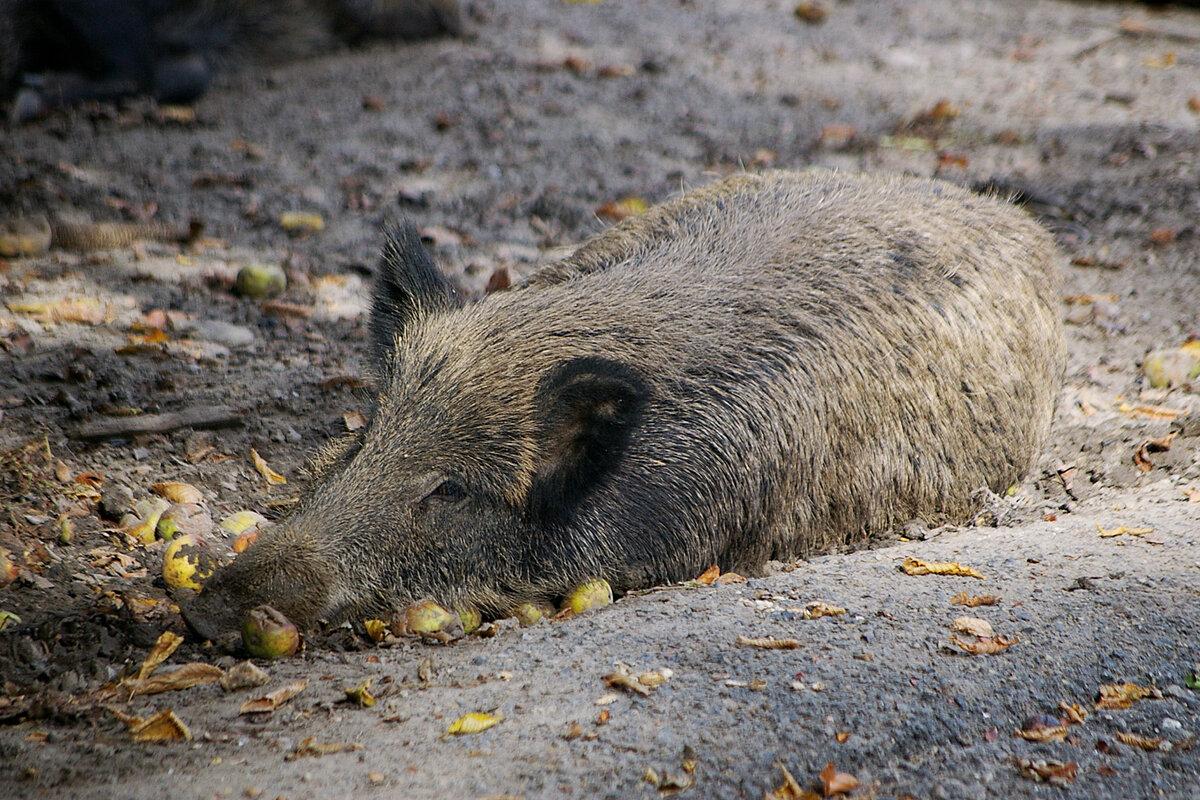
[0,0,462,121]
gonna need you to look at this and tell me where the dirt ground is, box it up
[2,0,1200,797]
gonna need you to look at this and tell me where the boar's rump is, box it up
[182,169,1065,639]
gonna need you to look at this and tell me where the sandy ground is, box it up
[2,0,1200,797]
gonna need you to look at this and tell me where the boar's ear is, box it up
[529,356,649,520]
[370,221,461,373]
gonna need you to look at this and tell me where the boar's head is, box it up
[183,222,649,638]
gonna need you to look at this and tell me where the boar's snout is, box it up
[180,523,337,640]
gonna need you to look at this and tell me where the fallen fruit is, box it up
[457,606,482,635]
[393,599,462,638]
[121,497,171,544]
[155,502,213,541]
[563,578,613,614]
[161,533,218,590]
[242,605,300,658]
[513,601,555,627]
[234,264,287,299]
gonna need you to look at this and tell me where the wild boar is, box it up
[183,169,1065,639]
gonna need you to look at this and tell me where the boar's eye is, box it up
[423,478,467,503]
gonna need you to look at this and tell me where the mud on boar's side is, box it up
[183,169,1065,639]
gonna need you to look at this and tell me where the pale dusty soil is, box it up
[2,1,1200,798]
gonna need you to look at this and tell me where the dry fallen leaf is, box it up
[239,680,307,714]
[363,618,388,642]
[7,298,108,325]
[286,737,364,759]
[1013,758,1077,786]
[128,663,224,696]
[694,565,720,585]
[951,591,1001,607]
[219,660,270,692]
[150,481,204,504]
[1121,402,1188,420]
[819,762,859,796]
[444,711,502,736]
[764,763,818,800]
[801,601,846,620]
[1015,716,1068,743]
[950,616,995,638]
[1058,701,1088,725]
[344,678,375,707]
[250,448,287,486]
[603,664,653,695]
[1096,523,1153,539]
[136,631,183,681]
[1116,731,1164,750]
[902,557,985,579]
[343,410,367,431]
[1096,682,1161,710]
[112,708,193,742]
[950,635,1018,655]
[595,196,649,222]
[738,634,801,650]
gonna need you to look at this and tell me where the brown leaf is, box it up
[902,557,985,579]
[793,2,829,24]
[694,565,720,585]
[715,571,747,585]
[1122,403,1188,420]
[342,410,367,431]
[950,616,995,638]
[951,591,1001,607]
[738,634,801,650]
[286,736,365,759]
[112,708,193,742]
[129,663,224,696]
[1058,701,1088,725]
[1013,758,1077,786]
[136,631,183,681]
[239,680,307,714]
[764,763,819,800]
[602,663,652,695]
[801,601,846,620]
[819,762,859,796]
[564,722,583,740]
[250,448,287,486]
[1116,731,1163,750]
[1096,682,1161,710]
[950,635,1018,655]
[219,660,270,692]
[1015,721,1068,743]
[596,708,610,726]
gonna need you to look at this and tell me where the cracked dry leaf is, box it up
[250,448,286,485]
[1058,702,1088,725]
[819,762,859,796]
[1096,682,1161,710]
[128,663,224,696]
[1096,523,1153,538]
[344,678,375,707]
[1117,732,1164,750]
[950,635,1018,655]
[112,708,193,742]
[801,601,846,619]
[901,557,985,579]
[444,711,502,736]
[951,591,1001,607]
[603,663,660,695]
[150,481,204,504]
[136,631,183,681]
[738,634,801,649]
[286,737,364,759]
[764,763,818,800]
[219,660,269,692]
[1014,758,1077,786]
[950,616,995,638]
[239,680,307,714]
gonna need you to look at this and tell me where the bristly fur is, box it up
[185,170,1065,636]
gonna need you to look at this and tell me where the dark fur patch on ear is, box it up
[530,356,650,521]
[370,220,460,373]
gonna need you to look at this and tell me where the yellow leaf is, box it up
[136,631,183,681]
[801,600,846,619]
[737,634,801,649]
[250,448,287,485]
[1095,523,1152,538]
[445,711,502,736]
[1096,682,1160,710]
[901,557,985,579]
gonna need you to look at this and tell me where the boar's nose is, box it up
[178,585,242,643]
